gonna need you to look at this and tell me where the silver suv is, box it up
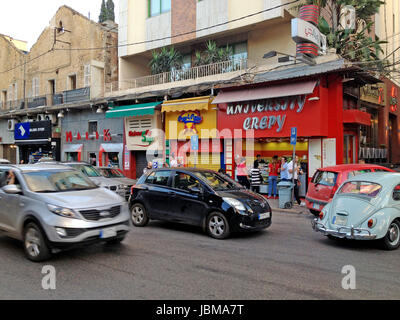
[0,165,130,262]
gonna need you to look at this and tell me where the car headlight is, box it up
[223,197,247,215]
[47,204,80,219]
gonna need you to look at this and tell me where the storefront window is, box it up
[107,152,120,168]
[66,152,78,162]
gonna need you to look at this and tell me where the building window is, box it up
[32,77,39,97]
[68,74,77,90]
[1,90,7,109]
[182,54,192,70]
[232,42,248,62]
[84,65,91,87]
[88,121,98,135]
[149,0,171,17]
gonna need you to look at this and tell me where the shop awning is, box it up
[162,96,212,113]
[15,139,50,146]
[100,143,124,153]
[212,81,317,104]
[343,109,371,126]
[63,144,83,153]
[105,102,162,118]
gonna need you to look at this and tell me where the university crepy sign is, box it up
[225,95,306,133]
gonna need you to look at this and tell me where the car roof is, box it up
[0,164,75,172]
[317,164,391,172]
[346,171,400,184]
[153,167,216,174]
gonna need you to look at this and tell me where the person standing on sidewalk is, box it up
[236,157,250,189]
[250,162,262,193]
[279,156,289,181]
[287,155,303,205]
[267,155,280,199]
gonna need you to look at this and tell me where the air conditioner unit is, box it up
[7,119,15,131]
[37,114,46,121]
[340,5,356,31]
[44,114,57,124]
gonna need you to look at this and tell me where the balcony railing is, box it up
[0,87,91,112]
[106,58,248,93]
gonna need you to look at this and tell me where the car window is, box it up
[173,172,202,192]
[373,168,389,172]
[393,184,400,201]
[0,169,21,188]
[312,170,337,187]
[348,169,372,179]
[145,171,170,186]
[339,181,382,198]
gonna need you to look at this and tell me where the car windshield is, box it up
[99,168,125,178]
[23,170,98,193]
[312,170,338,187]
[193,171,244,191]
[69,164,101,177]
[338,181,382,198]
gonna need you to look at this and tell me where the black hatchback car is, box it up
[129,168,272,239]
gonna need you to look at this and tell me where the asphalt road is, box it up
[0,210,399,300]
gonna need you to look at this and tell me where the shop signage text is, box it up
[360,84,386,106]
[178,111,203,134]
[390,86,398,112]
[129,130,155,146]
[291,18,322,48]
[65,130,112,142]
[15,121,52,140]
[226,95,306,133]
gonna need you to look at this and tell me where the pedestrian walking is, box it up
[267,155,280,199]
[143,162,153,175]
[236,157,250,189]
[250,162,262,193]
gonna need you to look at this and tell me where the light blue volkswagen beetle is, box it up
[312,172,400,250]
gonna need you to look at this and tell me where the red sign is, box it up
[217,93,325,138]
[390,86,398,112]
[65,130,111,142]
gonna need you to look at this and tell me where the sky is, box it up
[0,0,119,50]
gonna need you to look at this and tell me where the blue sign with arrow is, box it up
[14,122,30,140]
[290,127,297,145]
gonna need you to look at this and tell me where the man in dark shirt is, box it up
[253,154,265,168]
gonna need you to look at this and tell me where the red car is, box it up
[305,164,394,216]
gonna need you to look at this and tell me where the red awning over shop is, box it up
[212,81,317,104]
[343,109,371,126]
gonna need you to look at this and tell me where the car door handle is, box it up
[168,191,176,196]
[20,202,25,207]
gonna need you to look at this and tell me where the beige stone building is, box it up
[0,5,118,163]
[0,5,118,113]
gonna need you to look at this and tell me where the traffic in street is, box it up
[0,208,398,300]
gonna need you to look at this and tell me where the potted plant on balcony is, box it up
[149,47,182,82]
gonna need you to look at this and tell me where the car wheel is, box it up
[130,203,149,227]
[105,235,126,245]
[23,222,51,262]
[381,220,400,250]
[309,209,319,217]
[206,212,230,239]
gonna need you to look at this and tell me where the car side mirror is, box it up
[2,184,22,195]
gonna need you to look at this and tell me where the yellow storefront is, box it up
[163,96,221,171]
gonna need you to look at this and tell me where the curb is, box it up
[271,207,306,215]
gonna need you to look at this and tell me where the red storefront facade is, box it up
[214,74,351,179]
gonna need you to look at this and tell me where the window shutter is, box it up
[84,65,91,87]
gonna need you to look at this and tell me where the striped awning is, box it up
[105,102,162,118]
[161,96,213,113]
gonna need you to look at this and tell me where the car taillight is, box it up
[329,184,339,198]
[319,212,324,220]
[130,185,136,194]
[368,219,374,228]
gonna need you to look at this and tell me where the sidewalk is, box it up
[263,197,311,215]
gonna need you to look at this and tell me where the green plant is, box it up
[149,47,182,75]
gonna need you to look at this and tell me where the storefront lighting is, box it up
[57,111,64,118]
[308,97,320,101]
[96,107,104,114]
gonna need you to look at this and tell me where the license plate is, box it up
[100,227,117,239]
[313,203,320,210]
[333,216,347,226]
[259,212,271,220]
